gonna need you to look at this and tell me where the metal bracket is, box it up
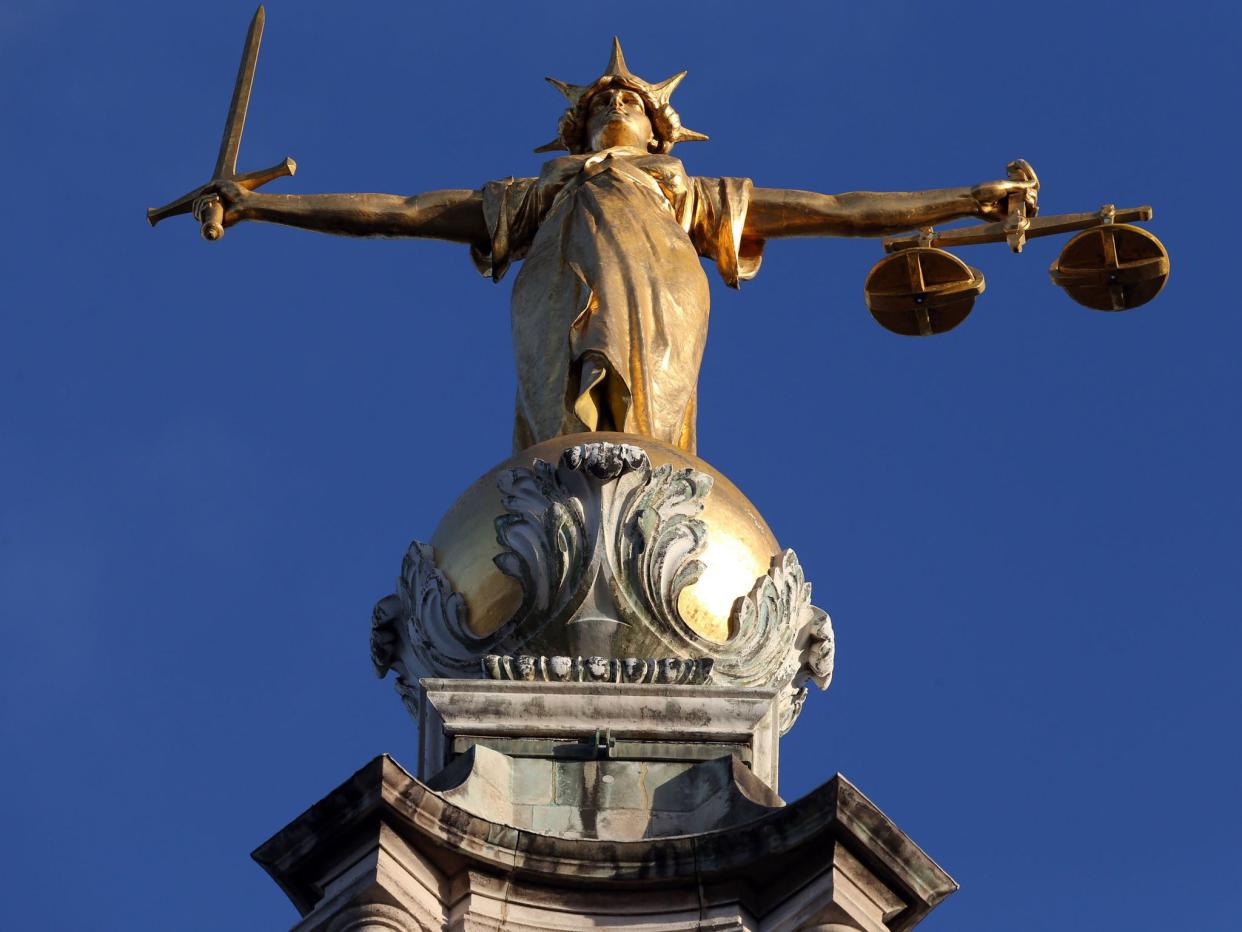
[448,733,753,766]
[592,728,616,759]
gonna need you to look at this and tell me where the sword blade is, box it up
[212,5,266,180]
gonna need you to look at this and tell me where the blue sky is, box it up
[2,1,1238,929]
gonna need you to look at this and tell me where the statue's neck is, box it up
[582,145,648,159]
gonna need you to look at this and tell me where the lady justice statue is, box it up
[154,29,1167,920]
[151,20,1052,703]
[186,37,1038,455]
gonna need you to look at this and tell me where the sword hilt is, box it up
[147,156,296,239]
[196,195,225,241]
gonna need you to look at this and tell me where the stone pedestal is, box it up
[254,753,955,931]
[255,437,955,929]
[417,679,782,790]
[256,682,955,930]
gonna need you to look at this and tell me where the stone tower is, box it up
[253,433,957,930]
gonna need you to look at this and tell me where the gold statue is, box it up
[153,21,1041,454]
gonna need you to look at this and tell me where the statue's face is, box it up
[586,87,654,151]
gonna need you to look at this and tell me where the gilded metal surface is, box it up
[878,200,1168,327]
[152,25,1038,453]
[1003,160,1038,252]
[146,7,296,239]
[1050,223,1170,310]
[430,433,780,643]
[883,205,1155,252]
[865,248,985,336]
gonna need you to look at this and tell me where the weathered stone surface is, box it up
[253,755,956,931]
[482,654,715,685]
[424,744,781,841]
[371,439,834,733]
[417,679,782,790]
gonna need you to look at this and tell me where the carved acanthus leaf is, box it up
[493,459,588,628]
[491,442,713,644]
[370,541,480,712]
[799,603,835,691]
[709,548,835,733]
[617,463,713,633]
[372,444,834,731]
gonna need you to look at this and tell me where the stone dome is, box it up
[431,432,780,645]
[371,433,834,732]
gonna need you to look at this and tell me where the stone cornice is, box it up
[252,755,956,930]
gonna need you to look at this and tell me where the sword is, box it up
[147,5,295,240]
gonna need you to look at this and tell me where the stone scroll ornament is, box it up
[371,441,834,729]
[369,542,483,719]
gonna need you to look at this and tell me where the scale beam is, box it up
[884,205,1153,253]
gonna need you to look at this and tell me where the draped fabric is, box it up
[470,148,765,454]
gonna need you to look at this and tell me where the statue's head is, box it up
[584,85,655,152]
[536,38,709,156]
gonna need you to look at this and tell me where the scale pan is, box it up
[1050,223,1169,311]
[865,247,985,336]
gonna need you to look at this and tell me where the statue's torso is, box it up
[508,148,710,452]
[534,148,693,219]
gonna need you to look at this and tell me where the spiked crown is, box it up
[535,38,709,155]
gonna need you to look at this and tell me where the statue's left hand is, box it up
[972,160,1039,221]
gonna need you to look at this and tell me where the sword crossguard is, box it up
[146,156,296,238]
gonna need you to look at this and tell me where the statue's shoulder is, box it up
[537,153,588,177]
[635,151,685,170]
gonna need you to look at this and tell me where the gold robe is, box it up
[472,147,764,454]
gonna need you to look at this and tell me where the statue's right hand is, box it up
[194,179,250,227]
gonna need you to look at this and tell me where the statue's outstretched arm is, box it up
[207,181,488,245]
[745,172,1038,240]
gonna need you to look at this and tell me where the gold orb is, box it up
[430,432,780,645]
